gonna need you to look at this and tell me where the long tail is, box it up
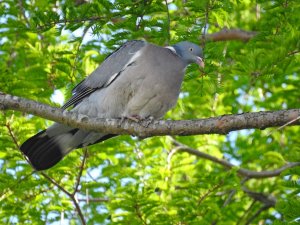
[20,128,115,171]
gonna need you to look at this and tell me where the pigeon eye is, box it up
[189,48,193,52]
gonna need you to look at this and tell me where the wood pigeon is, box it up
[20,40,204,170]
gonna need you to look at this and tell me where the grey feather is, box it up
[21,40,204,170]
[62,40,146,109]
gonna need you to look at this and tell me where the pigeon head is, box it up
[172,41,204,68]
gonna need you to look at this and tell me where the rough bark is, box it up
[0,92,299,137]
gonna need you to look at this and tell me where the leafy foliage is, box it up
[0,0,299,224]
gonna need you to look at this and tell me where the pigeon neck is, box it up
[165,46,188,66]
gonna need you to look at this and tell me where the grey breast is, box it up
[73,42,186,120]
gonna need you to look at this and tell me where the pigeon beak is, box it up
[197,57,205,68]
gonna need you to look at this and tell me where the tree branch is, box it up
[243,188,276,207]
[245,204,272,225]
[72,148,88,196]
[35,16,121,30]
[41,172,87,225]
[77,198,109,203]
[4,111,87,224]
[1,93,299,137]
[203,28,257,42]
[242,189,276,225]
[172,144,300,179]
[164,0,171,44]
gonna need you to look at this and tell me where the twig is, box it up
[236,200,257,225]
[203,28,257,42]
[5,121,20,150]
[0,171,35,201]
[5,119,86,225]
[1,120,39,202]
[267,115,300,136]
[201,0,210,48]
[72,148,88,196]
[243,188,276,207]
[211,178,248,225]
[87,171,98,182]
[288,50,300,56]
[41,148,89,224]
[4,118,34,166]
[77,198,109,202]
[69,26,90,83]
[36,16,110,30]
[172,145,300,179]
[222,178,248,207]
[18,0,30,27]
[134,202,148,225]
[238,189,276,225]
[6,119,87,224]
[256,3,261,20]
[165,148,179,184]
[197,180,224,206]
[164,0,171,44]
[136,15,144,30]
[41,172,87,225]
[245,204,273,225]
[167,148,178,171]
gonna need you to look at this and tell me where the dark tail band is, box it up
[20,130,65,171]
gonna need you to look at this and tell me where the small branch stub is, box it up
[203,28,257,42]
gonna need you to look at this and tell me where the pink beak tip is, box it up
[197,57,205,68]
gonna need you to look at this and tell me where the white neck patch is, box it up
[164,46,177,54]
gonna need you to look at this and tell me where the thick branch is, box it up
[0,92,299,137]
[203,28,257,42]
